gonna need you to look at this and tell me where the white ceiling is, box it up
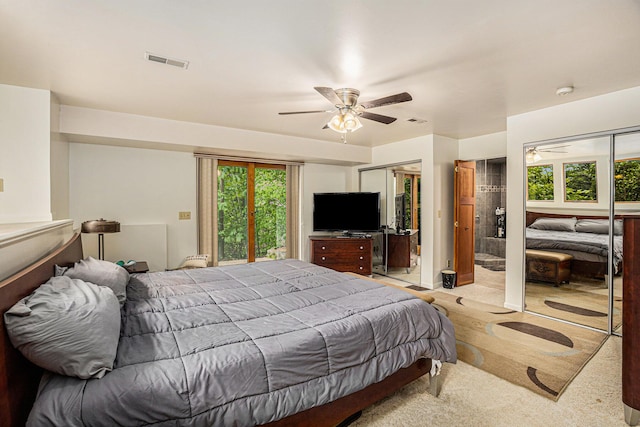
[2,0,640,147]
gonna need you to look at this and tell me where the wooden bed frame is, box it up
[0,233,437,427]
[526,211,621,279]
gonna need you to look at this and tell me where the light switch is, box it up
[178,211,191,220]
[0,178,3,192]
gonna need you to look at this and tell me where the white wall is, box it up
[50,94,70,220]
[459,131,507,160]
[69,143,197,270]
[301,163,352,261]
[505,85,640,311]
[0,84,52,222]
[60,106,372,166]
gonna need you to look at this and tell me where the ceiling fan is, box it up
[526,145,569,163]
[279,87,412,137]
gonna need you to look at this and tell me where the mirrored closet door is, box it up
[360,161,421,285]
[524,128,640,334]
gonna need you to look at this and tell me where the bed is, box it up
[0,233,456,427]
[525,211,623,278]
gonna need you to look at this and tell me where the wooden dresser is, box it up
[309,236,373,276]
[623,215,640,425]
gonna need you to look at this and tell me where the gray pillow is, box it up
[63,257,129,305]
[4,276,120,379]
[528,217,577,232]
[575,218,623,235]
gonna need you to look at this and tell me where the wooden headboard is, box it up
[0,232,83,427]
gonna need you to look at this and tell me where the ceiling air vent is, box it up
[145,52,189,69]
[407,117,428,124]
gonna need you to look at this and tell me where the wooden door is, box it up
[454,160,476,286]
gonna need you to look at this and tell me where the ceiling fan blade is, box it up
[278,110,328,115]
[360,111,397,124]
[314,87,345,107]
[360,92,412,109]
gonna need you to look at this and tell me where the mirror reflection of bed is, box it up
[522,133,640,334]
[524,211,622,331]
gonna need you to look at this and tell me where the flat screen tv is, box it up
[313,192,381,233]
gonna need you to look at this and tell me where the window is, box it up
[615,158,640,202]
[564,161,597,202]
[527,164,554,201]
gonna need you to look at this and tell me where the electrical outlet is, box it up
[178,211,191,220]
[446,260,451,268]
[0,178,3,192]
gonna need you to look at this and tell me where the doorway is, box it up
[474,158,507,273]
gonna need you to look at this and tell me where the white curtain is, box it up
[286,164,300,259]
[197,157,218,266]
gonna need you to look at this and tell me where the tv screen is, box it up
[313,192,381,232]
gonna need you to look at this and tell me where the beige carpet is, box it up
[525,276,623,331]
[429,291,607,401]
[353,336,626,427]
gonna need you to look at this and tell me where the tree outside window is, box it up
[615,158,640,202]
[527,164,554,201]
[564,161,597,202]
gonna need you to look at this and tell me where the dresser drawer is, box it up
[310,237,373,275]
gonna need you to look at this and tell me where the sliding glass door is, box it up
[217,161,286,265]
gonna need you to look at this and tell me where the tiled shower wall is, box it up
[475,158,507,257]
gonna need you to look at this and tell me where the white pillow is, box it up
[4,276,121,379]
[62,257,129,305]
[178,254,210,269]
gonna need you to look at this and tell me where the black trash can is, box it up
[442,270,456,289]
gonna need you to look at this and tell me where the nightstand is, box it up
[125,261,149,274]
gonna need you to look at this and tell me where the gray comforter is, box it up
[526,228,623,272]
[28,259,456,426]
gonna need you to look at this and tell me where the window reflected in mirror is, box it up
[527,164,554,201]
[564,161,598,202]
[615,158,640,202]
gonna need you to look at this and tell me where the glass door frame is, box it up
[217,160,286,264]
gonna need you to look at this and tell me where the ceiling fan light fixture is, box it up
[328,114,347,133]
[526,149,542,163]
[327,110,362,133]
[343,111,362,131]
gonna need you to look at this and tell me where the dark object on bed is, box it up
[0,233,454,427]
[525,211,622,278]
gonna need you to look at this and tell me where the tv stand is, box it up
[310,236,373,275]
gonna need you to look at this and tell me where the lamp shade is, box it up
[81,219,120,233]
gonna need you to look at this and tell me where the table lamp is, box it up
[81,219,120,260]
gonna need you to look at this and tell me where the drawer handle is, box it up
[359,256,363,260]
[322,246,326,250]
[359,266,363,270]
[322,256,326,261]
[359,246,364,250]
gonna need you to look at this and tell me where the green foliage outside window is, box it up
[217,166,286,261]
[564,162,597,202]
[527,165,554,201]
[218,166,248,261]
[615,158,640,202]
[254,168,286,258]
